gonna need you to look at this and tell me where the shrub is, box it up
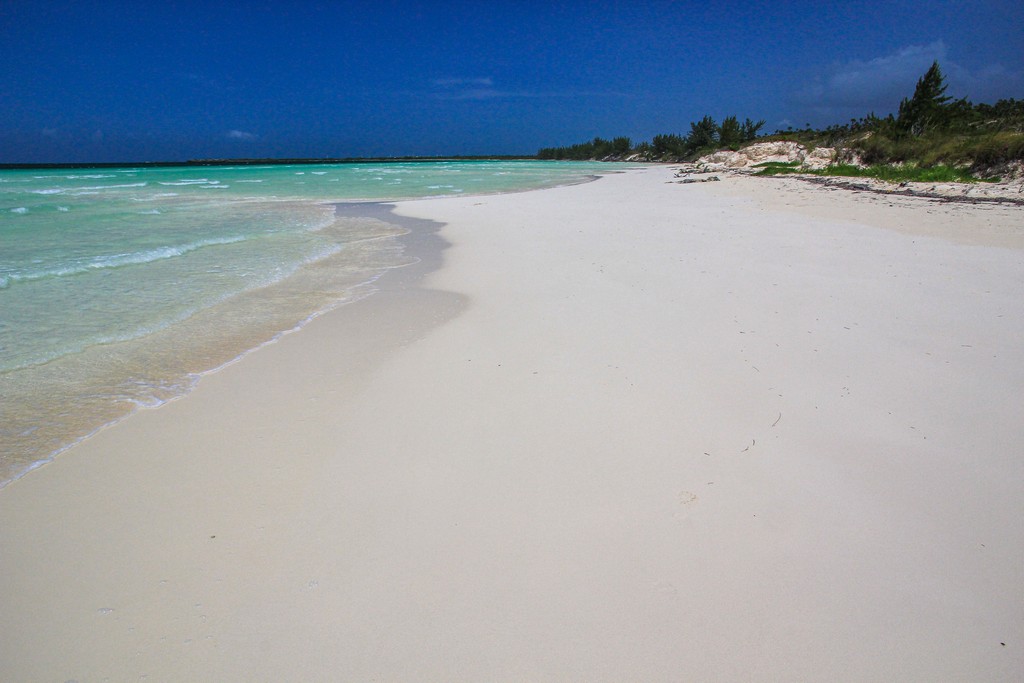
[756,162,988,183]
[969,132,1024,168]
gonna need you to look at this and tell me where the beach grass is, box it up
[750,160,801,168]
[755,162,998,183]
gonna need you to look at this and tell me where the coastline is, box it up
[2,166,1022,680]
[0,202,416,490]
[1,160,619,489]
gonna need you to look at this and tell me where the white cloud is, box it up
[944,62,1024,105]
[429,77,506,100]
[431,77,494,88]
[426,77,626,101]
[798,42,948,115]
[227,129,257,140]
[794,41,1024,125]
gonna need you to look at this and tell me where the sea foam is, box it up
[4,236,247,285]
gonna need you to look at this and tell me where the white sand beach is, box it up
[2,166,1022,681]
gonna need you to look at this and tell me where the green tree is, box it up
[651,133,687,157]
[687,115,719,150]
[719,116,742,148]
[740,118,766,142]
[591,137,611,157]
[897,61,952,136]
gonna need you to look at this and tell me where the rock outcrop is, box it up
[694,141,837,171]
[675,142,1024,204]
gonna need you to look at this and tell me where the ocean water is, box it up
[0,160,621,486]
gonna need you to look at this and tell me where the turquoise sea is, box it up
[0,160,621,486]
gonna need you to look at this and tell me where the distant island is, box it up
[0,155,536,171]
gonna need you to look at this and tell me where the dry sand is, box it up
[2,166,1022,681]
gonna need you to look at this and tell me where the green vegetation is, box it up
[538,61,1024,182]
[762,63,1024,177]
[534,136,633,161]
[750,160,800,169]
[896,61,952,137]
[537,116,764,161]
[756,162,993,184]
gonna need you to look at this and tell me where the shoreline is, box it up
[2,155,622,489]
[2,166,1021,680]
[0,203,423,490]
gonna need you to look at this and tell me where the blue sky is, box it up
[2,0,1022,162]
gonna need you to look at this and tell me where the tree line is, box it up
[536,116,765,161]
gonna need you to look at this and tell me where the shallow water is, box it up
[0,160,623,486]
